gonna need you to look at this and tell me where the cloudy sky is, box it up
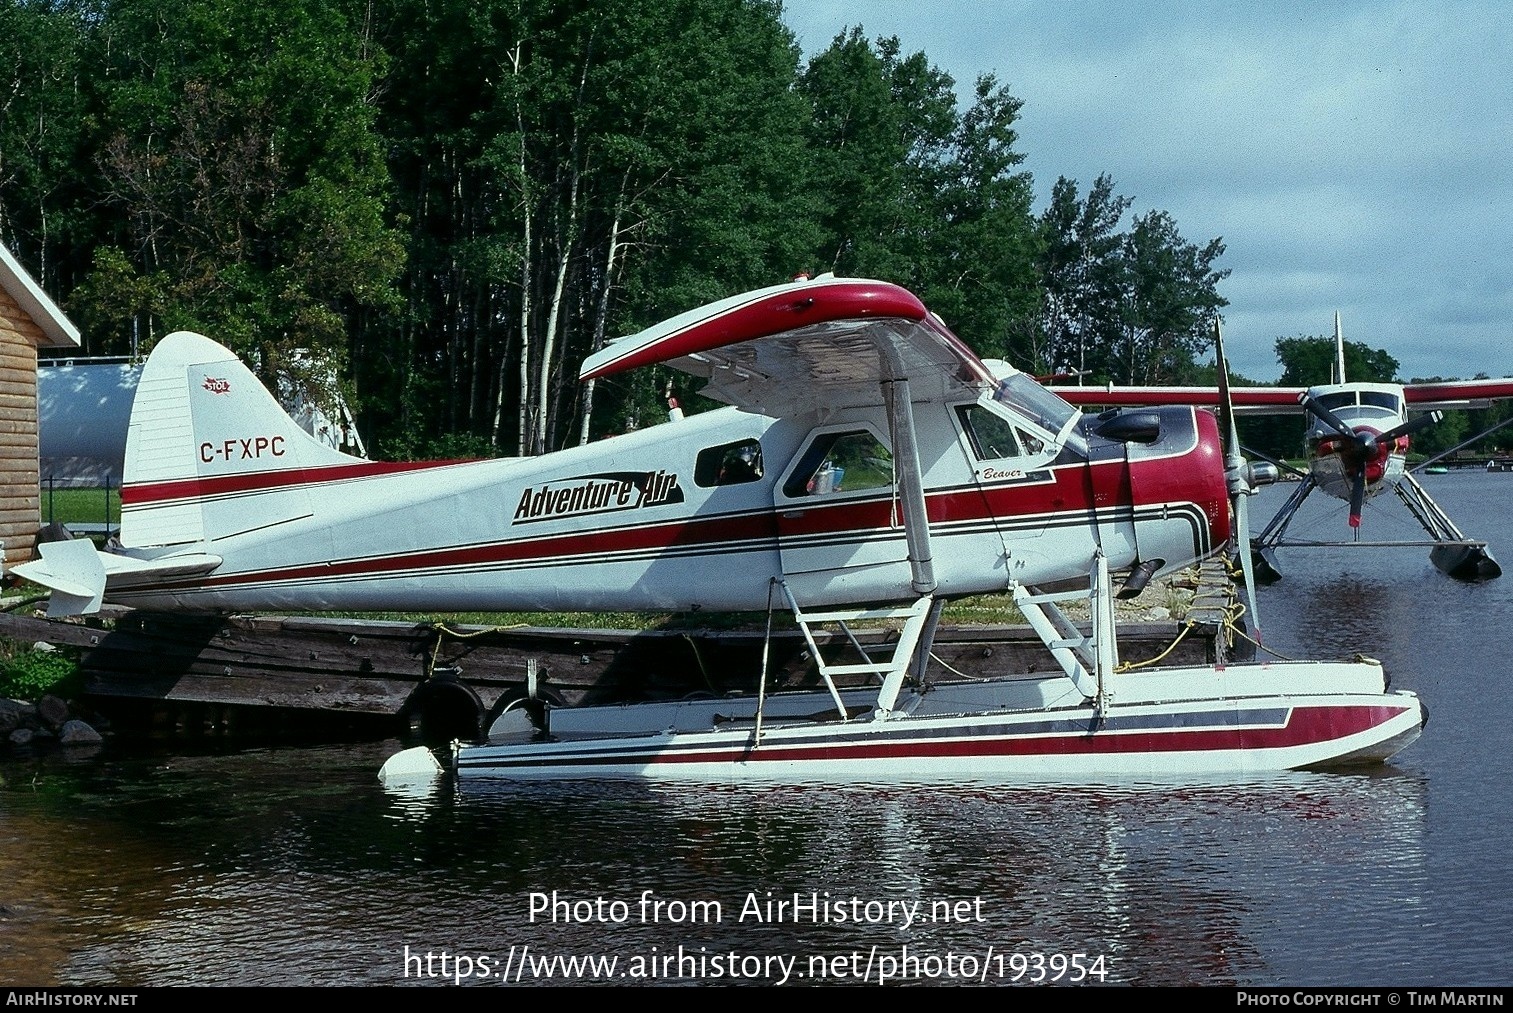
[781,1,1512,382]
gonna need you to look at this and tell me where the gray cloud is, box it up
[782,0,1513,381]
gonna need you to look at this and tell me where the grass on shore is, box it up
[38,486,120,528]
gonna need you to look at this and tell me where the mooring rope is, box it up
[1115,618,1199,672]
[426,621,527,680]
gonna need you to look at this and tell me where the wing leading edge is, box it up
[581,277,999,417]
[1050,378,1513,415]
[1048,384,1307,414]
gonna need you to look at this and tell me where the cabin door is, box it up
[773,422,911,603]
[953,400,1059,571]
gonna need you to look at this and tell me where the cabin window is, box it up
[694,439,764,487]
[956,404,1047,460]
[1317,391,1356,411]
[783,430,893,497]
[956,405,1023,459]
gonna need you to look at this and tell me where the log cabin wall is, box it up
[0,289,43,570]
[0,244,80,574]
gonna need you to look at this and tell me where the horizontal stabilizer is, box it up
[12,543,222,617]
[19,540,106,617]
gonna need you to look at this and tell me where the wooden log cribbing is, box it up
[0,592,1231,743]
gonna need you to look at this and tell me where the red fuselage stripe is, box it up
[124,462,1214,595]
[121,458,475,505]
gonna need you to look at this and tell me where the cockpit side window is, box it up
[956,403,1046,460]
[783,429,893,498]
[992,373,1078,439]
[694,438,764,487]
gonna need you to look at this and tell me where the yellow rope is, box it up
[682,632,718,694]
[1115,618,1198,671]
[1215,603,1299,662]
[426,621,527,680]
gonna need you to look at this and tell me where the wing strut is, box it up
[1394,473,1502,579]
[885,375,937,595]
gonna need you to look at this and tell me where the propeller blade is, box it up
[1348,469,1367,528]
[1214,319,1239,462]
[1298,392,1360,442]
[1235,480,1262,644]
[1214,318,1261,644]
[1375,409,1443,445]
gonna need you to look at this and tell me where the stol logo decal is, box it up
[512,470,684,525]
[203,376,232,395]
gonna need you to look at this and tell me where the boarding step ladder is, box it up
[773,582,942,723]
[1010,552,1119,711]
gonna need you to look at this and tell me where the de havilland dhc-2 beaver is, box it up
[13,275,1427,780]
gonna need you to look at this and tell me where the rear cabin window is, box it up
[694,438,764,487]
[783,430,893,498]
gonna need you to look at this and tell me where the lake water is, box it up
[3,471,1511,987]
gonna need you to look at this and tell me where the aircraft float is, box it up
[11,276,1426,780]
[1051,314,1513,583]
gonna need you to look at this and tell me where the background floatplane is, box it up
[10,276,1425,781]
[1051,313,1513,584]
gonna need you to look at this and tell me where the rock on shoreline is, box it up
[1,694,104,750]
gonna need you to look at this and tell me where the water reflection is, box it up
[4,743,1430,986]
[8,474,1513,986]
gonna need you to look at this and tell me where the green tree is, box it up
[370,0,820,456]
[1275,334,1399,386]
[798,30,1040,360]
[0,1,1255,464]
[1110,210,1227,384]
[74,0,403,396]
[1034,175,1226,384]
[0,0,97,304]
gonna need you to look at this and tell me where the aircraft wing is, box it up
[1047,383,1308,414]
[1049,377,1513,415]
[580,277,999,415]
[1403,378,1513,411]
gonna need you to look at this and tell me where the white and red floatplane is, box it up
[1050,312,1513,584]
[11,275,1425,781]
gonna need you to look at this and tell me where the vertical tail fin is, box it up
[1333,312,1348,384]
[121,332,362,548]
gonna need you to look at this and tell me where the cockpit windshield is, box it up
[1315,389,1404,414]
[992,373,1079,441]
[1361,391,1403,412]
